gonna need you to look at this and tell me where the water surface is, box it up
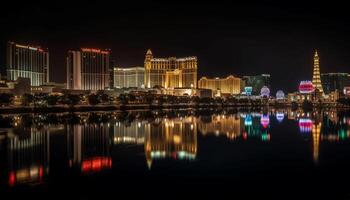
[1,109,350,199]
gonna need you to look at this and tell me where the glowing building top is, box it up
[144,49,197,89]
[66,48,110,90]
[312,50,324,94]
[6,41,49,86]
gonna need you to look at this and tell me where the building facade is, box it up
[144,49,197,89]
[198,75,242,95]
[242,74,270,95]
[321,73,350,95]
[6,41,49,86]
[113,67,145,88]
[67,48,110,91]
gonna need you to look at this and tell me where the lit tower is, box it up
[312,50,324,94]
[144,49,153,88]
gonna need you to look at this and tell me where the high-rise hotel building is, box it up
[321,73,350,95]
[144,49,197,89]
[198,75,242,95]
[67,48,110,91]
[6,41,49,86]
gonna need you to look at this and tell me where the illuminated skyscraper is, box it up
[321,73,350,95]
[144,49,197,89]
[312,51,324,94]
[67,48,110,90]
[6,41,49,86]
[198,75,242,95]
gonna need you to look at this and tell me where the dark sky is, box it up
[1,1,350,93]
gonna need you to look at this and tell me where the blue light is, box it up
[276,112,284,123]
[245,115,253,126]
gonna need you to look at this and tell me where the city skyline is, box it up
[1,2,350,92]
[1,41,348,94]
[2,2,350,198]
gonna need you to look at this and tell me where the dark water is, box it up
[1,109,350,199]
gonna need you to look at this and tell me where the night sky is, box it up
[1,1,350,93]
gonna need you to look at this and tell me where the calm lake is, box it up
[1,108,350,199]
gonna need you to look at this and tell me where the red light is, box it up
[243,132,248,140]
[81,48,109,54]
[39,166,44,179]
[261,115,270,128]
[172,152,177,159]
[8,171,16,187]
[81,157,112,173]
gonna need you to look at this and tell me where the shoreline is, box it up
[0,103,349,114]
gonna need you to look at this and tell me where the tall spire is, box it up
[312,50,324,94]
[146,49,152,55]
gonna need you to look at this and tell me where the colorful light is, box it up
[344,87,350,96]
[245,115,253,126]
[261,133,271,142]
[245,87,253,96]
[243,132,248,140]
[81,157,112,173]
[276,112,284,123]
[260,114,270,128]
[299,81,315,94]
[299,118,313,133]
[8,171,16,187]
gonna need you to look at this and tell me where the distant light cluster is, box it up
[260,86,270,97]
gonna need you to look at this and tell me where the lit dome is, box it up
[276,90,285,100]
[260,86,270,97]
[299,81,315,94]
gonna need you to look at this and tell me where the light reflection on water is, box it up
[0,109,350,194]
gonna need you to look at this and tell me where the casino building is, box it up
[6,41,49,86]
[113,66,145,88]
[67,48,110,91]
[198,75,242,96]
[144,49,197,89]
